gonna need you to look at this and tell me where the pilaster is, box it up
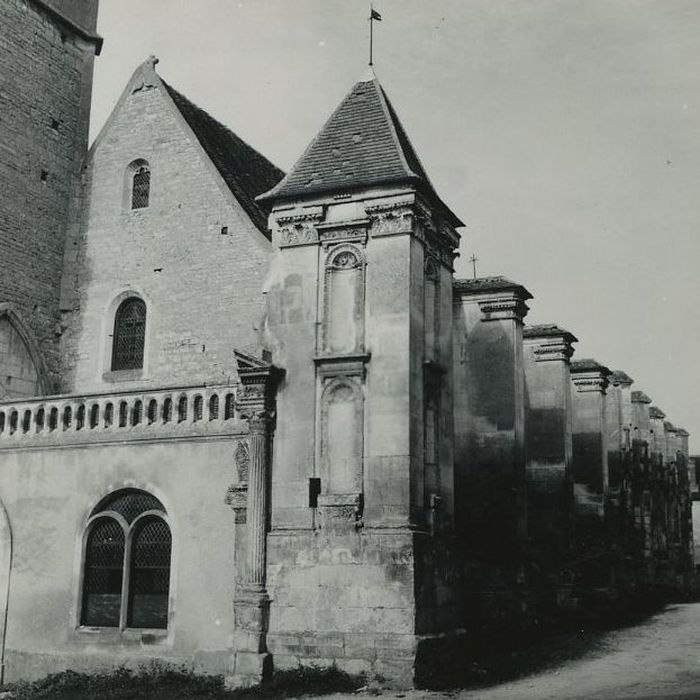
[452,277,531,553]
[570,359,610,533]
[227,361,283,689]
[522,325,576,557]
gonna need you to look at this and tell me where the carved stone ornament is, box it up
[571,373,609,394]
[235,440,250,482]
[317,492,363,531]
[225,484,248,523]
[365,201,415,237]
[276,210,323,248]
[478,297,530,323]
[532,339,575,363]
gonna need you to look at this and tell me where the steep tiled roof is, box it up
[164,81,284,237]
[609,370,634,386]
[453,276,533,299]
[257,70,462,227]
[649,406,666,419]
[523,324,578,343]
[631,390,652,404]
[570,359,611,375]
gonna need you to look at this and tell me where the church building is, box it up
[0,0,693,689]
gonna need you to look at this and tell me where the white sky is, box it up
[91,0,700,449]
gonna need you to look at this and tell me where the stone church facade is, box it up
[0,0,694,688]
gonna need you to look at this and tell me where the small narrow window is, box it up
[111,297,146,371]
[132,400,142,426]
[131,166,150,209]
[147,399,158,425]
[162,398,172,424]
[193,395,203,422]
[208,395,219,421]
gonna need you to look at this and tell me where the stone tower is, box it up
[249,68,464,686]
[0,0,100,397]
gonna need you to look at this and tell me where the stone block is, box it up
[334,658,372,676]
[271,654,300,671]
[373,657,414,689]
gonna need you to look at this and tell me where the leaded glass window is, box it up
[127,518,172,628]
[131,166,150,209]
[111,298,146,371]
[81,489,170,630]
[82,518,125,627]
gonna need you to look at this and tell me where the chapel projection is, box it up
[0,316,42,400]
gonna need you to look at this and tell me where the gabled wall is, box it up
[60,62,271,393]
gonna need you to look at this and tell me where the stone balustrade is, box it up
[0,384,247,448]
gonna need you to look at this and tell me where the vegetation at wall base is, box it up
[3,663,365,700]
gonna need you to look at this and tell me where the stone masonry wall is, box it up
[60,66,272,392]
[0,0,97,390]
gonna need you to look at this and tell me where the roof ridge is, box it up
[371,79,419,181]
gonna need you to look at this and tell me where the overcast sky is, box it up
[91,1,700,449]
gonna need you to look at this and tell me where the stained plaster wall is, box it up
[570,377,608,524]
[60,65,271,393]
[523,337,573,558]
[0,436,242,681]
[452,291,527,556]
[0,0,97,389]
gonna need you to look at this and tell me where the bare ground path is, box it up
[323,602,700,700]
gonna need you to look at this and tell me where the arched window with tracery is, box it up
[81,489,171,629]
[129,160,151,210]
[111,297,146,371]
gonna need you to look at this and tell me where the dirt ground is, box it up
[323,602,700,700]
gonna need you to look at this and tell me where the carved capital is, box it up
[236,364,284,426]
[366,202,415,237]
[571,373,609,393]
[571,360,610,393]
[276,208,323,248]
[478,297,529,323]
[532,340,575,362]
[225,484,249,523]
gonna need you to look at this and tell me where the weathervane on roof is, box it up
[369,5,382,66]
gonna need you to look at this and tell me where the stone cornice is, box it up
[631,390,652,404]
[29,0,103,54]
[477,295,530,323]
[237,364,284,422]
[570,363,609,394]
[529,339,575,363]
[609,370,634,387]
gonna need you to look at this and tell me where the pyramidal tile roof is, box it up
[258,69,462,227]
[163,81,285,236]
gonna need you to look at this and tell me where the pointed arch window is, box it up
[111,297,146,371]
[81,489,171,629]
